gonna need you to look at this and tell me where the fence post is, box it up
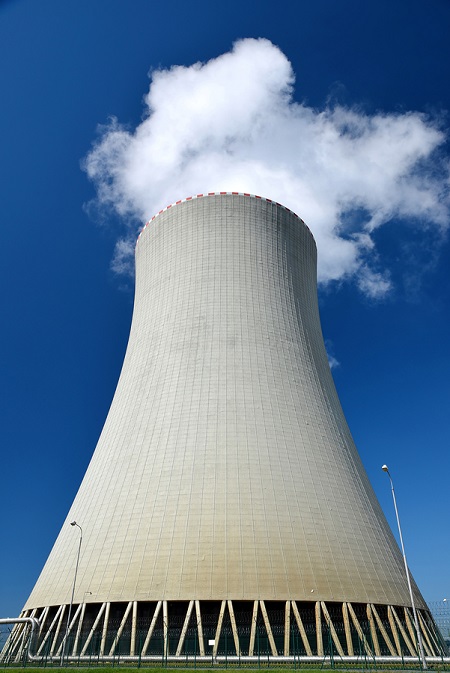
[225,627,228,669]
[138,627,142,668]
[329,624,335,669]
[257,623,260,670]
[194,624,197,669]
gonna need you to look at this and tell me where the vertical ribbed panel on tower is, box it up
[13,193,443,661]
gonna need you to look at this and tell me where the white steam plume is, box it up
[84,38,449,296]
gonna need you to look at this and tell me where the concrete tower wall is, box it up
[24,194,424,610]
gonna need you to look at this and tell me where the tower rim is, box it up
[136,191,314,249]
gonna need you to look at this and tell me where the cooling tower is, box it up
[6,194,445,661]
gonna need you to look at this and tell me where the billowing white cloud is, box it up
[84,38,449,295]
[325,340,340,370]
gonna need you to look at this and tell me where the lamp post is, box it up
[61,521,82,665]
[382,465,427,669]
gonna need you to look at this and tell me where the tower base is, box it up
[2,599,447,662]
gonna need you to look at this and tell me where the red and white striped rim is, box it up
[136,192,310,246]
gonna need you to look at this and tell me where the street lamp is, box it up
[61,521,83,665]
[382,465,427,669]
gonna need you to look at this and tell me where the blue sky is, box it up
[1,0,449,619]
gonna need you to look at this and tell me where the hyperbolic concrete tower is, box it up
[8,194,444,660]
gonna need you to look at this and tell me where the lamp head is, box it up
[381,465,389,473]
[70,521,77,526]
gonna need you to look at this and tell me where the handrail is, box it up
[0,617,40,660]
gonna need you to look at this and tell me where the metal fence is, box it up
[429,601,450,647]
[2,617,450,669]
